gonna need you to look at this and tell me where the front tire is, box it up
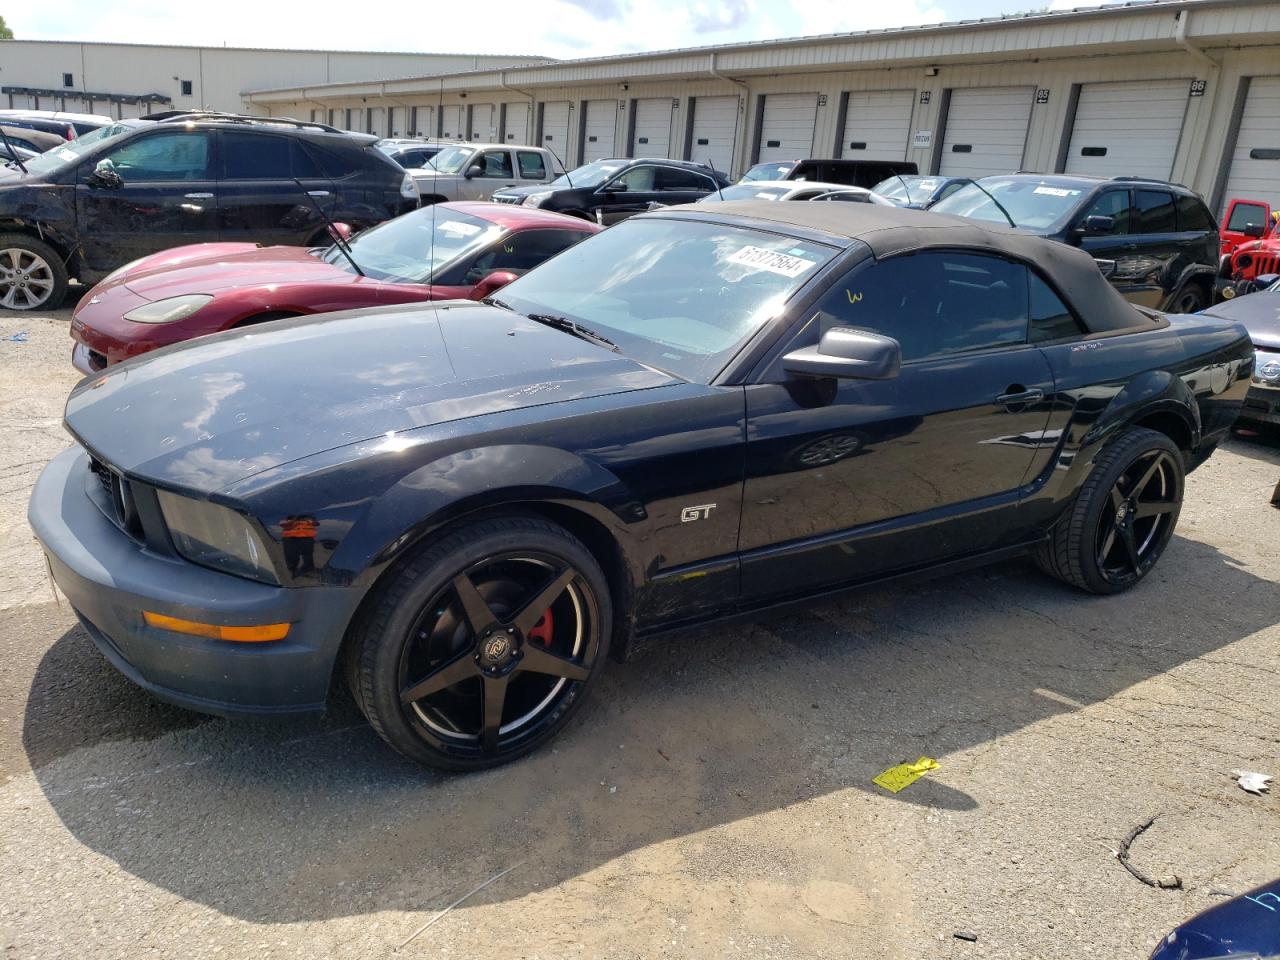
[1037,427,1184,594]
[1169,283,1205,314]
[0,233,67,312]
[349,515,612,771]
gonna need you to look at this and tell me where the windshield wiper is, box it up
[525,313,619,352]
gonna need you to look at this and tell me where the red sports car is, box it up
[70,202,600,374]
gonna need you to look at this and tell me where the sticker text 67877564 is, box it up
[726,245,817,278]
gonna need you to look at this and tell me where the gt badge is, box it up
[681,504,717,522]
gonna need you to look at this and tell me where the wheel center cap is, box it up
[480,633,514,665]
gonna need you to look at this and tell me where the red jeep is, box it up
[1219,198,1280,299]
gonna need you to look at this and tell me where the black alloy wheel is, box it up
[1037,426,1184,594]
[1170,285,1206,314]
[1093,448,1180,586]
[350,516,610,770]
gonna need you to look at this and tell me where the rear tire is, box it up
[0,232,67,311]
[348,515,612,771]
[1037,427,1183,595]
[1169,283,1205,314]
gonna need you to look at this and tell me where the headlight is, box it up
[522,192,552,208]
[157,489,279,584]
[123,294,214,324]
[401,172,420,200]
[100,255,148,287]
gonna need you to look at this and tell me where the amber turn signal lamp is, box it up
[143,611,290,643]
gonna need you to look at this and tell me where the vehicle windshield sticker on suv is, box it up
[1034,186,1079,197]
[726,245,818,277]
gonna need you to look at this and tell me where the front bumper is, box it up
[1238,383,1280,425]
[28,447,360,717]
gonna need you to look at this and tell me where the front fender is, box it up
[329,443,646,590]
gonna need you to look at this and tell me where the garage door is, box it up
[540,101,572,164]
[582,99,617,163]
[1064,79,1190,179]
[939,87,1034,177]
[411,105,434,138]
[631,98,674,158]
[757,93,818,163]
[502,102,530,145]
[689,95,738,176]
[1221,77,1280,210]
[840,89,914,161]
[469,103,496,142]
[439,105,465,139]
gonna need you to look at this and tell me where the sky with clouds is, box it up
[7,0,1125,59]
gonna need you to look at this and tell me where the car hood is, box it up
[1201,291,1280,349]
[492,183,565,200]
[64,302,679,492]
[117,244,360,301]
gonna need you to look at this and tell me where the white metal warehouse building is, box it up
[243,0,1280,213]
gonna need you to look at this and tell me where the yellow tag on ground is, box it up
[872,756,940,794]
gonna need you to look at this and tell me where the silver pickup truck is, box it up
[410,143,564,204]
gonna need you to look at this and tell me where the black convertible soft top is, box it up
[659,200,1156,335]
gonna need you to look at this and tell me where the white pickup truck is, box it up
[409,143,564,204]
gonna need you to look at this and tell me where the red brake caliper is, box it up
[527,610,554,646]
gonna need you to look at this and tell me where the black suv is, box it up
[0,112,418,311]
[740,158,919,190]
[932,173,1219,313]
[490,158,730,224]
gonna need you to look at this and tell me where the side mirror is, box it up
[464,162,485,180]
[1095,258,1118,279]
[1243,223,1266,238]
[600,181,627,193]
[469,270,520,301]
[1081,214,1115,235]
[87,162,123,190]
[782,325,901,380]
[328,221,353,243]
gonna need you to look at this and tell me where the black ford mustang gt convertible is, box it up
[30,202,1251,770]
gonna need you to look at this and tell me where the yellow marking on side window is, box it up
[847,290,863,304]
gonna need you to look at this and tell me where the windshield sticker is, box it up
[437,220,482,237]
[1033,186,1080,198]
[56,148,78,162]
[726,245,817,278]
[917,179,939,190]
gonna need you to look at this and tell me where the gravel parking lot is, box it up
[1,308,1277,960]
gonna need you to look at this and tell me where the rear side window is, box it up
[517,151,546,179]
[1029,274,1084,342]
[221,132,291,179]
[656,166,713,191]
[1135,189,1176,233]
[309,144,361,179]
[811,252,1030,362]
[1081,191,1130,234]
[1176,195,1214,232]
[1226,202,1268,232]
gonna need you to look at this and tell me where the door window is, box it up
[475,149,514,178]
[610,165,658,191]
[1134,189,1176,233]
[656,166,714,191]
[1080,190,1130,234]
[446,229,595,285]
[1226,202,1266,232]
[1029,273,1084,342]
[517,151,547,179]
[95,132,211,182]
[221,133,291,179]
[804,252,1032,362]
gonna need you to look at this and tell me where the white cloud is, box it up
[10,0,950,60]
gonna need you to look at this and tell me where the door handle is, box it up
[995,387,1044,406]
[184,192,214,199]
[307,190,330,197]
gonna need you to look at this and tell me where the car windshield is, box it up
[873,176,941,205]
[427,145,478,174]
[548,160,627,189]
[9,121,136,176]
[493,217,836,382]
[322,207,503,283]
[741,162,794,182]
[700,183,790,203]
[932,177,1088,230]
